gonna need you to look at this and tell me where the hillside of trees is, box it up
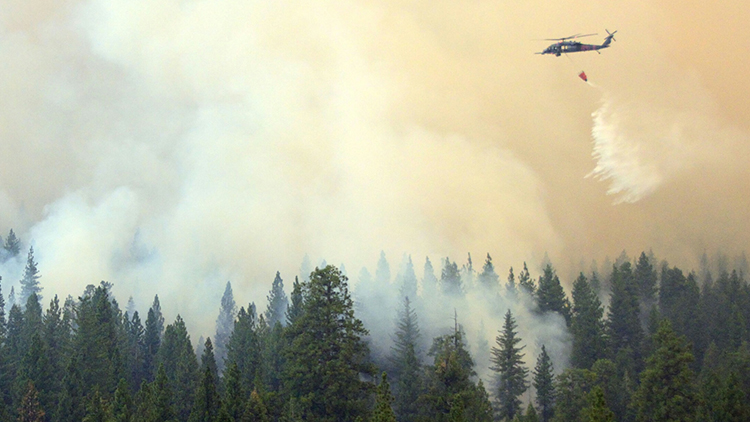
[1,228,750,421]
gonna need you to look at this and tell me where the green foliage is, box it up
[536,264,572,325]
[389,297,422,422]
[143,297,164,382]
[491,309,528,421]
[478,253,500,291]
[633,319,698,422]
[82,389,111,422]
[215,281,237,374]
[533,345,555,422]
[372,373,397,422]
[221,362,245,421]
[440,258,462,297]
[111,378,133,422]
[551,368,595,422]
[524,403,539,422]
[226,304,262,394]
[582,386,615,422]
[265,272,288,327]
[158,315,199,421]
[571,273,606,369]
[74,283,124,398]
[283,265,374,421]
[3,229,21,258]
[19,246,42,305]
[243,389,270,422]
[606,262,644,377]
[17,382,45,422]
[517,262,536,295]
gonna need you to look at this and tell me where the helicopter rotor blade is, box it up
[541,33,597,41]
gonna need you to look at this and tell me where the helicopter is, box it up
[537,29,617,56]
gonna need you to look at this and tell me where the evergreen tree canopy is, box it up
[389,296,422,422]
[633,319,698,422]
[536,264,572,325]
[283,265,374,422]
[441,258,462,297]
[214,281,237,374]
[3,229,21,259]
[158,315,199,421]
[478,254,500,291]
[265,272,288,327]
[398,255,419,301]
[19,246,42,305]
[422,257,438,296]
[533,345,556,422]
[491,309,528,421]
[372,372,397,422]
[570,273,606,369]
[518,262,536,295]
[606,261,644,376]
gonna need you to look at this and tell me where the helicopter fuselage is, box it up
[541,41,610,56]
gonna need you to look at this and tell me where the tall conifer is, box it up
[491,309,528,421]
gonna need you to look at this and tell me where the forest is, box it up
[1,227,750,422]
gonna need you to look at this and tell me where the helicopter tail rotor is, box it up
[606,29,617,42]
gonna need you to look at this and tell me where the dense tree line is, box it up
[1,237,749,421]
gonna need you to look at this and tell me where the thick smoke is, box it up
[1,0,749,340]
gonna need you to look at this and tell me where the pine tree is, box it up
[82,389,110,422]
[422,257,439,296]
[582,386,615,422]
[372,372,397,422]
[19,246,42,305]
[536,264,571,325]
[518,262,536,295]
[143,296,164,382]
[441,258,463,296]
[189,354,220,422]
[398,255,419,301]
[74,283,123,398]
[126,310,146,390]
[551,368,595,422]
[111,378,133,422]
[285,276,304,326]
[145,365,178,422]
[226,304,261,394]
[158,315,199,421]
[420,321,484,421]
[533,345,555,422]
[524,403,540,422]
[633,319,698,422]
[244,389,270,422]
[3,229,21,259]
[55,355,86,422]
[606,262,644,377]
[220,362,245,421]
[461,253,475,292]
[215,281,237,373]
[506,267,517,298]
[43,294,70,405]
[0,276,6,340]
[634,252,657,314]
[17,381,45,422]
[283,265,374,421]
[478,254,500,292]
[491,309,528,421]
[389,296,422,422]
[265,272,288,327]
[570,273,606,369]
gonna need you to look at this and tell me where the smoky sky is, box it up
[1,0,748,334]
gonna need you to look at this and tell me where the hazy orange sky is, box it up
[1,0,748,331]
